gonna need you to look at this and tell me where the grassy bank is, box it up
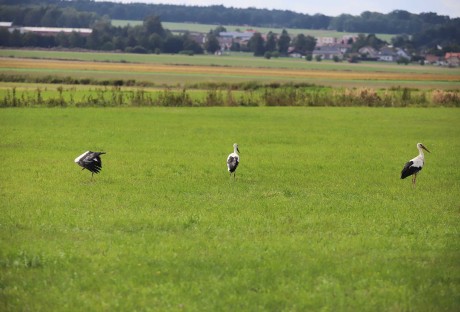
[1,107,459,311]
[1,83,459,107]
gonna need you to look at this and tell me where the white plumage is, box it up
[227,143,240,178]
[400,143,430,186]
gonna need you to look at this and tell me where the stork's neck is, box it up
[234,147,239,154]
[417,146,425,158]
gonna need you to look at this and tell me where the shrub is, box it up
[432,90,460,107]
[179,50,194,56]
[126,45,148,54]
[397,57,410,65]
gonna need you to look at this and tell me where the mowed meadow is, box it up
[1,107,459,311]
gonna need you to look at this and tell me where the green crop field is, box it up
[1,107,459,311]
[1,49,446,73]
[112,20,395,42]
[1,49,460,90]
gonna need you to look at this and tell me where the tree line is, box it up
[0,14,207,54]
[3,0,458,35]
[0,12,316,58]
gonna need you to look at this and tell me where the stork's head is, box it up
[417,143,430,153]
[233,143,240,153]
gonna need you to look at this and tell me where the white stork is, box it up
[75,151,106,177]
[400,143,430,186]
[227,143,240,178]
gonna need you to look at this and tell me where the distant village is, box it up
[1,21,459,67]
[213,30,459,66]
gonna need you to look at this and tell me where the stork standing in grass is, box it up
[75,151,106,178]
[227,143,240,178]
[400,143,430,186]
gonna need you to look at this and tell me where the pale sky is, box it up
[113,0,460,17]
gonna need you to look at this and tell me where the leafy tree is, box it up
[183,33,204,54]
[204,34,220,53]
[277,29,290,55]
[352,33,386,52]
[329,14,354,32]
[412,20,460,52]
[147,33,163,51]
[265,31,277,52]
[22,32,41,47]
[366,34,386,49]
[9,29,23,47]
[230,40,240,52]
[68,32,85,48]
[0,28,10,46]
[397,57,410,65]
[210,26,227,36]
[55,32,69,47]
[112,36,126,50]
[248,32,265,56]
[392,34,411,48]
[23,7,45,26]
[143,15,165,37]
[163,36,184,53]
[293,34,316,53]
[41,7,61,27]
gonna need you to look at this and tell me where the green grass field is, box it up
[1,107,459,311]
[112,20,395,42]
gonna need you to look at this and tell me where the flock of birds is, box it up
[75,142,429,186]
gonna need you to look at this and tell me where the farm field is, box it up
[0,107,459,311]
[2,49,453,73]
[1,50,459,89]
[112,20,395,42]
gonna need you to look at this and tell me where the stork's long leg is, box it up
[412,173,417,187]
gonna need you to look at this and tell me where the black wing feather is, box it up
[400,161,421,179]
[227,156,239,173]
[80,152,105,174]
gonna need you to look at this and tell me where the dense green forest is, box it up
[0,0,459,56]
[1,0,459,35]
